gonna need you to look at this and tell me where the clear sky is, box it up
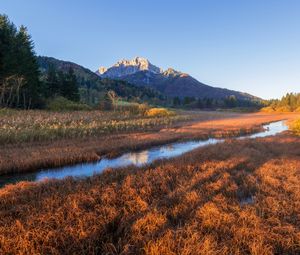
[2,0,300,99]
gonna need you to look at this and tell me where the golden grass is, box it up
[1,134,300,254]
[0,111,298,176]
[0,108,188,144]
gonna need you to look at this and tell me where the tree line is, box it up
[0,14,42,108]
[0,14,81,109]
[172,95,262,109]
[45,65,80,102]
[265,93,300,112]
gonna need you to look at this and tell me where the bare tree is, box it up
[107,90,119,112]
[0,75,25,108]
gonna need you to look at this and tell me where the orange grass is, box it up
[1,133,300,254]
[0,111,298,176]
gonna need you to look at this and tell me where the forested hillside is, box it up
[38,56,166,106]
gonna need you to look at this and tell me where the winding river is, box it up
[0,120,288,188]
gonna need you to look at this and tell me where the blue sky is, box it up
[2,0,300,99]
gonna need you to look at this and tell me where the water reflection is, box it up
[126,151,149,165]
[0,121,288,188]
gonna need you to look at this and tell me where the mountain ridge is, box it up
[37,56,166,105]
[96,57,259,101]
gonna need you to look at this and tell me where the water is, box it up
[0,120,288,187]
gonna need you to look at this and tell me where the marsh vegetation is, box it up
[1,131,300,254]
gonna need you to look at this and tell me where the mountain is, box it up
[96,57,162,77]
[37,56,165,105]
[96,57,258,101]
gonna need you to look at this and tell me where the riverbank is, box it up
[0,111,299,176]
[1,131,300,254]
[0,121,287,187]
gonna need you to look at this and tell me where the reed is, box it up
[0,108,190,144]
[1,134,300,254]
[0,111,298,176]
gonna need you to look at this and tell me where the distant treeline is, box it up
[172,95,262,109]
[44,65,80,102]
[262,93,300,112]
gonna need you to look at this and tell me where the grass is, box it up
[1,134,300,254]
[46,96,92,111]
[0,111,296,176]
[0,108,189,144]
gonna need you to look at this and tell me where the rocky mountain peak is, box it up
[97,66,107,75]
[96,57,163,78]
[115,57,148,68]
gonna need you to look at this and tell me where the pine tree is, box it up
[45,64,60,98]
[15,25,42,108]
[0,14,42,108]
[61,67,80,102]
[173,96,181,106]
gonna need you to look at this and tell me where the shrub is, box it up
[260,106,275,113]
[46,97,91,111]
[290,119,300,135]
[0,108,18,116]
[275,106,292,112]
[117,102,149,115]
[145,107,175,117]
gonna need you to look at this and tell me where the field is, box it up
[0,110,297,176]
[0,108,185,144]
[1,110,300,254]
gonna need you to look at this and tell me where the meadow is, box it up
[0,108,184,144]
[0,110,295,176]
[1,132,300,254]
[1,110,300,254]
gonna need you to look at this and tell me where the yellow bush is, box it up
[290,119,300,135]
[275,106,292,112]
[260,106,275,113]
[145,108,175,117]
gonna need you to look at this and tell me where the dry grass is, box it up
[0,108,190,144]
[0,111,299,176]
[145,107,175,117]
[1,133,300,254]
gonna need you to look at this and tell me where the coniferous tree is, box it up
[45,64,59,98]
[0,14,42,108]
[15,25,42,108]
[173,96,181,106]
[61,67,80,102]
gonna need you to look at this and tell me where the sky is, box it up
[1,0,300,99]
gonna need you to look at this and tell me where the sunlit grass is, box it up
[1,134,300,254]
[0,108,190,144]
